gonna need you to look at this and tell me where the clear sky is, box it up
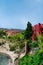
[0,0,43,29]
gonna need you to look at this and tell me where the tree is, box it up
[24,21,33,40]
[24,21,33,54]
[0,30,7,38]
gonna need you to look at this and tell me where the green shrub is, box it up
[19,50,43,65]
[9,44,15,51]
[30,41,38,48]
[37,34,43,49]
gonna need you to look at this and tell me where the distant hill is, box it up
[0,28,24,36]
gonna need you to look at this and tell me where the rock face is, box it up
[32,23,43,41]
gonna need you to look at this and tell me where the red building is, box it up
[32,23,43,41]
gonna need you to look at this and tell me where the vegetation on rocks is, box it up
[19,49,43,65]
[19,33,43,65]
[0,22,43,65]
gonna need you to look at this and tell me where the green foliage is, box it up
[19,40,25,49]
[0,30,7,38]
[9,42,18,51]
[8,32,24,42]
[9,44,15,51]
[19,50,43,65]
[37,34,43,49]
[30,41,38,48]
[8,32,25,50]
[8,36,15,42]
[20,34,43,65]
[24,21,33,54]
[24,21,33,39]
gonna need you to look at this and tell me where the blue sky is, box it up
[0,0,43,29]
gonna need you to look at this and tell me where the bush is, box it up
[19,42,25,49]
[30,41,38,48]
[9,44,15,51]
[37,34,43,49]
[19,49,43,65]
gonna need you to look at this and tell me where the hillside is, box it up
[0,28,23,36]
